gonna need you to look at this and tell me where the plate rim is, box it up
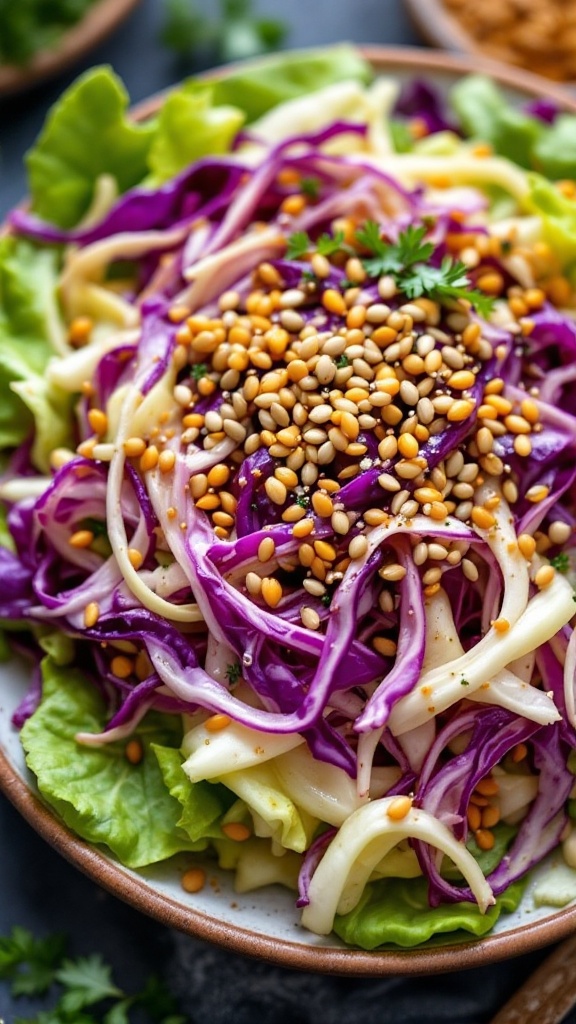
[3,42,576,976]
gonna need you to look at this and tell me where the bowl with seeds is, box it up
[2,43,576,975]
[405,0,576,81]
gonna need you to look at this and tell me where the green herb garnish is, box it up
[191,363,208,381]
[356,222,495,317]
[225,662,242,686]
[460,678,470,687]
[286,231,311,260]
[550,552,570,573]
[0,926,184,1022]
[300,176,320,199]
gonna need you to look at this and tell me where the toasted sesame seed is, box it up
[301,606,320,630]
[549,521,572,545]
[69,529,94,549]
[525,485,550,503]
[386,795,413,820]
[258,537,276,562]
[84,601,100,628]
[261,577,283,607]
[534,565,555,589]
[471,506,496,530]
[348,535,368,560]
[379,563,407,582]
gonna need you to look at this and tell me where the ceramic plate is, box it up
[3,46,576,976]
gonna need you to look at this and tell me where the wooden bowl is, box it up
[0,0,142,97]
[3,45,576,977]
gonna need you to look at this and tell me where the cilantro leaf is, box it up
[316,230,346,257]
[286,231,311,260]
[56,955,123,1013]
[0,927,66,997]
[356,222,434,278]
[355,221,495,318]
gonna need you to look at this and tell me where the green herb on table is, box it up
[0,0,98,66]
[160,0,287,64]
[0,926,186,1023]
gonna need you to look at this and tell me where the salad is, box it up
[3,45,576,952]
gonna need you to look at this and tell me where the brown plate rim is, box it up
[3,43,576,976]
[0,0,142,98]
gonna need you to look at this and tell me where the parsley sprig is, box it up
[0,926,185,1024]
[286,229,347,261]
[286,221,496,318]
[356,222,495,318]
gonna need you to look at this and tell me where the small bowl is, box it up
[0,0,142,98]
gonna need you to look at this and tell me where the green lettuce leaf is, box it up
[525,173,576,266]
[20,658,200,867]
[147,86,245,184]
[0,236,73,468]
[152,743,232,842]
[187,44,373,122]
[333,875,526,950]
[533,115,576,181]
[450,75,544,170]
[450,74,576,179]
[26,66,157,228]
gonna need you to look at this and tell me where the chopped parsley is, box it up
[295,494,310,508]
[316,229,347,257]
[550,552,570,573]
[300,176,320,199]
[286,231,310,260]
[460,678,470,687]
[225,662,242,686]
[335,354,350,368]
[191,362,208,381]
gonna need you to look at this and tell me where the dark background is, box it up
[0,1,572,1021]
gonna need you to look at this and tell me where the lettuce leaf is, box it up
[525,173,576,266]
[533,115,576,181]
[333,876,526,950]
[147,86,245,185]
[0,236,73,467]
[20,658,201,867]
[168,44,373,123]
[24,46,372,228]
[26,66,157,229]
[450,74,576,179]
[153,743,232,843]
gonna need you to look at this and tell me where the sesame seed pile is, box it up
[70,212,572,635]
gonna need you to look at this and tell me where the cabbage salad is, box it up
[3,45,576,950]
